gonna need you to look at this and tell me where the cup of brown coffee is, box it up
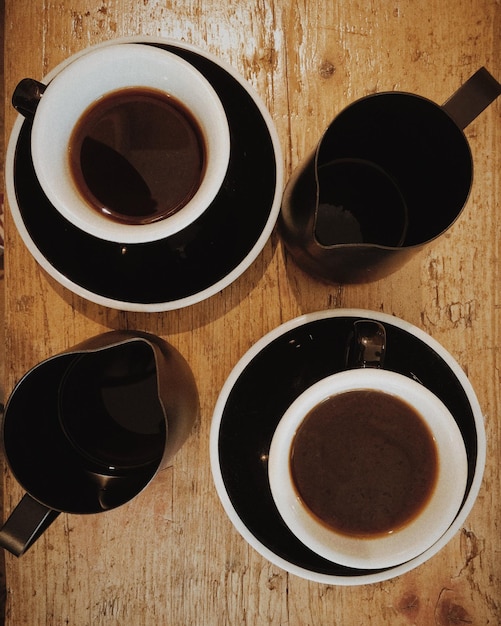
[268,337,468,570]
[13,43,230,243]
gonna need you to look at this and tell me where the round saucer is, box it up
[210,309,485,585]
[6,37,283,311]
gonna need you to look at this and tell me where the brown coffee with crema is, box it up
[290,389,439,538]
[69,87,206,225]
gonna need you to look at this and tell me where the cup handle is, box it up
[442,67,501,130]
[0,494,60,557]
[12,78,47,119]
[345,320,386,369]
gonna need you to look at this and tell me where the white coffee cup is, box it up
[28,43,230,244]
[268,368,468,570]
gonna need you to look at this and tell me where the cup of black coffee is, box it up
[268,323,468,570]
[13,43,230,243]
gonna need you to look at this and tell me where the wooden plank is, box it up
[2,0,500,623]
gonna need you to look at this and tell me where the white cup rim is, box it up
[268,368,468,570]
[31,43,230,244]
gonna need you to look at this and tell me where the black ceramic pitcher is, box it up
[0,330,199,556]
[280,67,501,284]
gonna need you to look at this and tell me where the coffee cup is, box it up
[268,321,468,570]
[0,330,199,556]
[12,43,230,244]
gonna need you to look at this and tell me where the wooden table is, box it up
[3,1,500,624]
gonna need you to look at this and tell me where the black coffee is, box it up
[315,158,408,247]
[69,87,206,225]
[290,389,438,538]
[58,342,166,475]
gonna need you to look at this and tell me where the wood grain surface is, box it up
[2,1,501,624]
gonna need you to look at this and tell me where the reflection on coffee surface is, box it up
[290,390,438,537]
[69,87,206,224]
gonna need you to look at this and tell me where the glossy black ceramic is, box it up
[9,41,280,309]
[1,330,199,556]
[211,310,485,584]
[279,68,501,284]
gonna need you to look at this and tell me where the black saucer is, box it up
[210,310,484,584]
[8,40,281,310]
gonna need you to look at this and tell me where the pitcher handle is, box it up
[0,494,60,556]
[442,67,501,130]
